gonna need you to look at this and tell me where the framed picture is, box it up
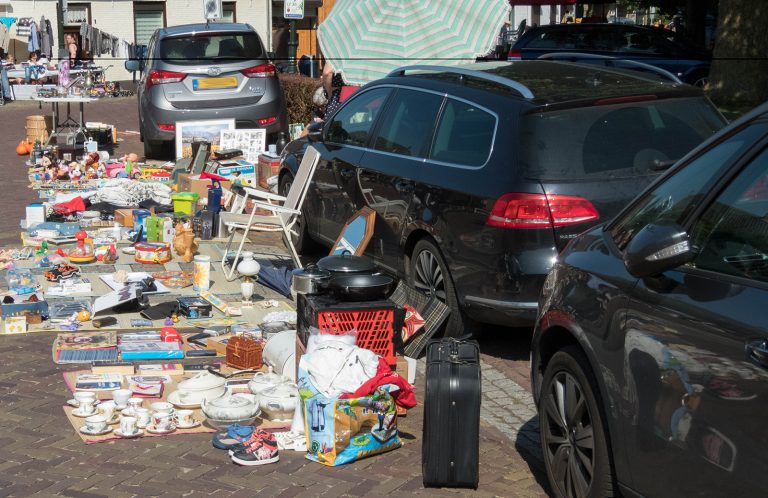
[289,122,305,140]
[175,119,235,159]
[219,129,267,163]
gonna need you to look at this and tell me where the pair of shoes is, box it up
[231,429,279,466]
[226,427,272,456]
[211,424,255,450]
[273,431,306,451]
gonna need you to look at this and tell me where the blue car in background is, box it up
[510,23,711,87]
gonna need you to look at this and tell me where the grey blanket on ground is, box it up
[82,179,172,207]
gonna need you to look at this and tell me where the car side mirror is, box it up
[306,121,324,142]
[124,59,143,72]
[624,223,693,278]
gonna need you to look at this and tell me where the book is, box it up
[126,375,166,396]
[136,363,184,375]
[53,332,118,364]
[119,341,184,360]
[75,373,123,391]
[91,361,135,375]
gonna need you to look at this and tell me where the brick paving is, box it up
[0,96,550,497]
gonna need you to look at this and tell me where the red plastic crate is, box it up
[317,309,396,365]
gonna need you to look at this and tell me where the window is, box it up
[610,122,768,251]
[690,147,768,283]
[430,99,495,167]
[372,89,442,158]
[64,4,90,26]
[159,32,263,64]
[222,2,236,22]
[325,88,391,147]
[134,2,165,47]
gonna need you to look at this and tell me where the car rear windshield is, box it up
[159,32,264,64]
[520,97,725,180]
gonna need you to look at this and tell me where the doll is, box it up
[70,163,82,181]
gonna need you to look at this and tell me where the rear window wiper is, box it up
[650,159,678,171]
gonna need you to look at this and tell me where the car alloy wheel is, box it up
[539,346,614,498]
[413,248,446,301]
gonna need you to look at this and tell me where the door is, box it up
[615,122,768,496]
[310,87,392,245]
[359,88,444,271]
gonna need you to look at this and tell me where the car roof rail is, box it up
[387,64,535,99]
[537,52,682,84]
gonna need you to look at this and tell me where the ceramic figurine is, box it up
[96,163,106,178]
[56,163,70,180]
[171,312,179,324]
[102,243,117,264]
[172,222,199,263]
[164,316,174,326]
[70,163,82,181]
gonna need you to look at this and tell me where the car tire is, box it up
[408,238,478,338]
[539,345,615,498]
[279,173,320,255]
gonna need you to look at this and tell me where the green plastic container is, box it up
[171,192,200,215]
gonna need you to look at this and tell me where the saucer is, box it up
[71,408,97,418]
[122,246,136,255]
[167,391,201,409]
[176,420,201,430]
[146,424,176,434]
[66,399,79,408]
[113,428,143,439]
[80,425,112,436]
[105,413,121,425]
[115,404,128,410]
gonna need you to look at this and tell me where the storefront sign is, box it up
[284,0,305,19]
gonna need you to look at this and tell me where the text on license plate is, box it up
[193,76,238,90]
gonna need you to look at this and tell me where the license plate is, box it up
[193,76,238,90]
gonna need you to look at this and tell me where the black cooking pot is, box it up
[327,274,395,301]
[317,252,376,276]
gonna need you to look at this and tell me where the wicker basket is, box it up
[25,115,51,144]
[226,335,264,370]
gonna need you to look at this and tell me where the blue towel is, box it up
[0,17,17,29]
[28,20,40,52]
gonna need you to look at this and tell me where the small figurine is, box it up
[164,316,174,326]
[96,162,106,178]
[171,312,179,324]
[70,163,82,181]
[102,243,117,264]
[56,163,70,180]
[172,222,199,263]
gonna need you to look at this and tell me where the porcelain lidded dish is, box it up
[201,391,261,429]
[248,366,287,396]
[176,370,226,405]
[258,383,299,422]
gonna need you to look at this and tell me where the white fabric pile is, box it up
[302,337,380,398]
[83,179,173,206]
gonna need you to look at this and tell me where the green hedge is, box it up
[279,73,321,126]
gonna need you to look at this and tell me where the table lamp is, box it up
[236,252,260,307]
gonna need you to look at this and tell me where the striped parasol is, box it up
[317,0,511,86]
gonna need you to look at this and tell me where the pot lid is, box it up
[178,371,226,391]
[292,264,331,279]
[317,252,376,273]
[249,366,285,388]
[261,383,299,398]
[206,392,254,409]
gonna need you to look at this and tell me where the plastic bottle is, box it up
[275,132,289,154]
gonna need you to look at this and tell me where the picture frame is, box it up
[175,119,235,159]
[219,129,267,163]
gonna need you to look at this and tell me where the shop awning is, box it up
[510,1,576,5]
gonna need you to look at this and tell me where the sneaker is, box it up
[231,432,279,466]
[211,424,255,450]
[226,428,273,456]
[274,431,306,451]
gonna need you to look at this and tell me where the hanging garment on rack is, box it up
[0,24,9,54]
[0,17,17,30]
[28,20,40,53]
[101,32,111,55]
[40,16,51,58]
[111,36,118,57]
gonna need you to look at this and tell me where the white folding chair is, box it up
[219,145,321,280]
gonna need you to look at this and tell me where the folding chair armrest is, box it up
[250,199,302,215]
[243,186,286,203]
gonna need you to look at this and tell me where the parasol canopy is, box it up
[317,0,512,86]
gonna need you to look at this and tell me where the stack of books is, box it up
[118,332,184,360]
[53,332,118,364]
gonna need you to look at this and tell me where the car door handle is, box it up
[745,339,768,368]
[395,180,414,193]
[340,168,355,179]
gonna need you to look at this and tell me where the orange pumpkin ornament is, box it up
[16,140,30,156]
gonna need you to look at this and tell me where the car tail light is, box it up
[486,193,599,229]
[258,116,278,126]
[145,69,187,90]
[508,48,522,60]
[158,123,175,131]
[241,63,277,78]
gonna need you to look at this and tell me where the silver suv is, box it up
[125,23,287,158]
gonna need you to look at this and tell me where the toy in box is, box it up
[7,268,37,294]
[176,296,213,319]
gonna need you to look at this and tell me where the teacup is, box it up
[152,411,172,431]
[175,409,195,427]
[74,391,97,408]
[150,401,174,413]
[77,399,97,415]
[135,408,151,428]
[97,400,116,420]
[127,397,144,411]
[120,416,138,435]
[84,415,107,433]
[112,389,132,408]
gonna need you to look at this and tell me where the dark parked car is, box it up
[532,102,768,497]
[510,24,711,87]
[281,61,725,335]
[125,23,288,158]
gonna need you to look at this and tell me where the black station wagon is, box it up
[280,61,726,336]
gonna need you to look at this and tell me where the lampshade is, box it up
[236,252,261,277]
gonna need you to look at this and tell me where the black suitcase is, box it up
[422,338,481,488]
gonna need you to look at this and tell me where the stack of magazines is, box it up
[53,331,118,364]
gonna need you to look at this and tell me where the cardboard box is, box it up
[25,203,47,228]
[216,160,257,188]
[115,209,134,228]
[177,174,232,205]
[258,154,281,189]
